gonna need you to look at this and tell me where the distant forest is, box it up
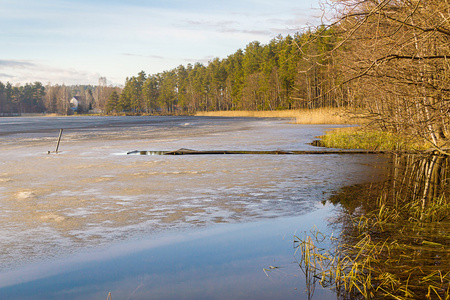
[0,30,339,115]
[1,0,449,148]
[0,81,121,116]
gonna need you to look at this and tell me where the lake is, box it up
[0,116,389,299]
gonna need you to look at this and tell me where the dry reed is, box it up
[295,190,450,300]
[195,108,359,124]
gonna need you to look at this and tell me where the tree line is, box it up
[0,29,341,115]
[0,82,45,116]
[0,82,120,115]
[106,31,343,114]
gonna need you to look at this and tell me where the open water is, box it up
[0,116,389,299]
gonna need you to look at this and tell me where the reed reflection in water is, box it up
[295,153,450,300]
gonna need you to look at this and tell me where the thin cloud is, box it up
[0,61,104,85]
[184,55,215,64]
[121,53,165,60]
[0,73,14,79]
[219,28,272,36]
[0,60,35,68]
[182,18,273,39]
[185,19,238,28]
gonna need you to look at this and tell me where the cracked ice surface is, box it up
[0,116,388,270]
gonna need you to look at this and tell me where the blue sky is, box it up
[1,0,323,86]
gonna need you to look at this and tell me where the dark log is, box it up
[127,148,392,155]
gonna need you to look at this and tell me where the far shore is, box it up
[12,108,357,125]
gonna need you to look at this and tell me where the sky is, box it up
[0,0,323,86]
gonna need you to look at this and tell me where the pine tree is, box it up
[106,90,119,114]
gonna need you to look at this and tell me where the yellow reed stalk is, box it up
[195,108,359,124]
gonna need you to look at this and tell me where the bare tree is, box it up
[313,0,450,150]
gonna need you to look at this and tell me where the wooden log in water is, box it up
[165,149,389,155]
[127,148,391,155]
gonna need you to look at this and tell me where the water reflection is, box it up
[391,154,450,215]
[0,210,339,300]
[301,154,450,300]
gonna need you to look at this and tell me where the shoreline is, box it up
[3,112,430,152]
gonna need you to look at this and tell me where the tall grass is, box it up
[294,108,357,125]
[195,108,357,124]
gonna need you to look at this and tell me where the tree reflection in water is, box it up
[295,154,450,300]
